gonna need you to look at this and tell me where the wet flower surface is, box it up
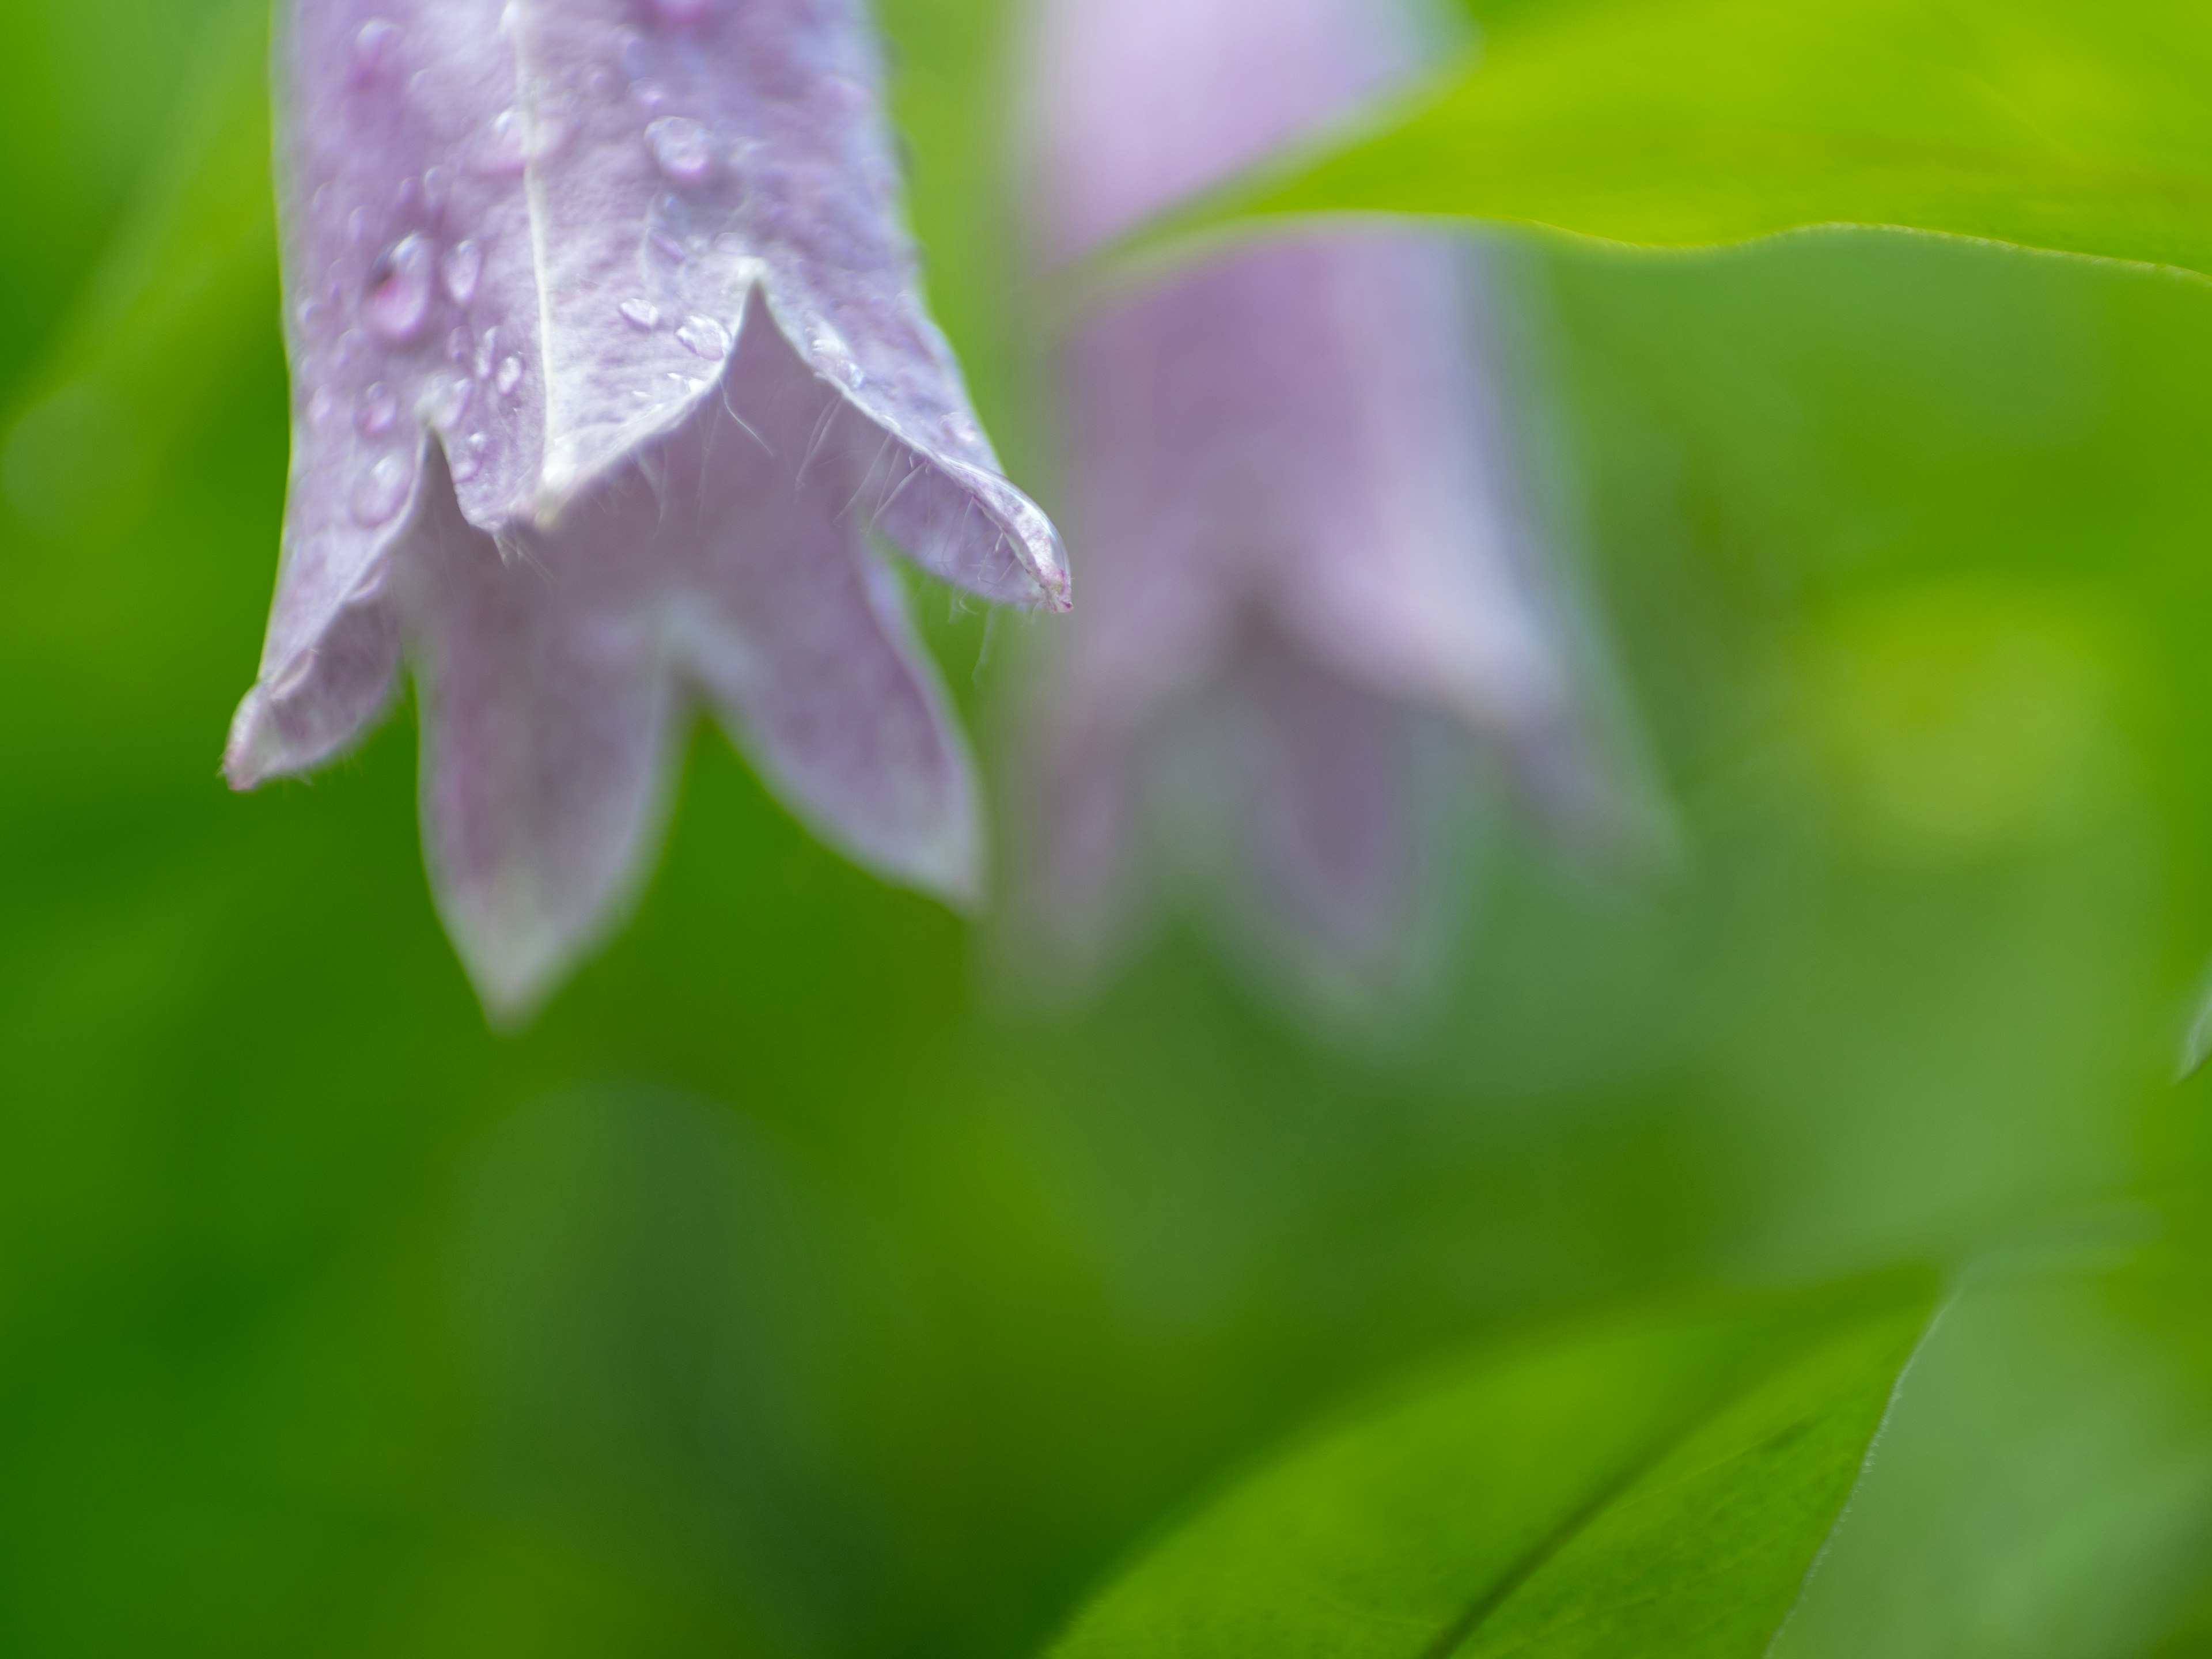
[230,0,1067,1018]
[1016,0,1599,1017]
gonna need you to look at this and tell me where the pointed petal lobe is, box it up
[510,0,1066,607]
[235,0,547,783]
[674,298,981,900]
[401,454,676,1023]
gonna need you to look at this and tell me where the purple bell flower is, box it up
[1016,0,1603,1018]
[228,0,1068,1020]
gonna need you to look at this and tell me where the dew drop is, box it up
[350,18,399,86]
[940,412,981,447]
[356,382,399,435]
[676,315,730,361]
[365,235,435,342]
[430,377,474,428]
[476,108,529,176]
[306,388,339,427]
[446,325,473,365]
[294,299,325,335]
[620,298,662,331]
[441,240,483,305]
[347,206,372,247]
[474,327,499,380]
[422,165,452,217]
[351,452,413,527]
[497,356,524,396]
[452,431,490,483]
[647,117,714,185]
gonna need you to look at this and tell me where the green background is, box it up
[5,0,2212,1653]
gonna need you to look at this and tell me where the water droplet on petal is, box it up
[351,452,413,527]
[294,299,325,335]
[365,235,434,343]
[476,108,529,176]
[676,315,730,360]
[356,382,399,435]
[497,356,524,397]
[452,431,490,483]
[350,19,399,86]
[430,377,474,428]
[440,240,483,305]
[422,165,452,217]
[474,327,499,380]
[307,388,338,427]
[620,298,662,330]
[446,325,472,365]
[647,117,714,185]
[347,207,372,247]
[940,412,980,447]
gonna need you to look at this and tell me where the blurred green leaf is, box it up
[1774,1245,2212,1659]
[1142,1,2212,287]
[2,0,271,540]
[1047,1278,1934,1659]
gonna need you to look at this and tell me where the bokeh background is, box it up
[7,0,2212,1653]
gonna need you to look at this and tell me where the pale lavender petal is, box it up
[1224,642,1429,996]
[229,0,547,783]
[1025,0,1417,263]
[403,294,980,1014]
[1014,0,1600,1009]
[670,294,980,901]
[222,567,402,785]
[510,0,1067,608]
[400,450,676,1022]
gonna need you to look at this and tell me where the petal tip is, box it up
[221,690,277,793]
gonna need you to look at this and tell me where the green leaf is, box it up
[1153,2,2212,286]
[1047,1278,1936,1659]
[3,0,272,539]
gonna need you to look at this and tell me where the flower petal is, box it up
[670,294,982,902]
[509,0,1067,608]
[402,293,983,1014]
[237,0,550,783]
[1013,0,1605,1012]
[401,450,677,1024]
[1221,641,1436,1002]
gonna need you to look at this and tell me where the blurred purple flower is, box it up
[228,0,1068,1020]
[1016,0,1605,1018]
